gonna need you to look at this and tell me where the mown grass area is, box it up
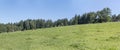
[0,22,120,50]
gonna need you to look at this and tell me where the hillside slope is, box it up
[0,22,120,50]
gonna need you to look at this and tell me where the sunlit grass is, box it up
[0,22,120,50]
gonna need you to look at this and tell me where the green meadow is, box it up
[0,22,120,50]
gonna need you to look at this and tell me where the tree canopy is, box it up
[0,8,119,33]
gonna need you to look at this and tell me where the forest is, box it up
[0,8,120,33]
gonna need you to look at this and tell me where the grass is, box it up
[0,22,120,50]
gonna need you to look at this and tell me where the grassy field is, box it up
[0,22,120,50]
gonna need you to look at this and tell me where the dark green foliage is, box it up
[69,14,79,25]
[54,18,68,27]
[36,19,45,28]
[17,20,24,31]
[112,14,117,22]
[97,8,111,23]
[6,24,14,32]
[24,19,31,30]
[79,13,88,24]
[45,20,53,28]
[112,14,120,22]
[80,12,97,24]
[29,20,36,29]
[0,7,119,33]
[0,24,7,33]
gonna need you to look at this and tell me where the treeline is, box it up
[0,8,120,33]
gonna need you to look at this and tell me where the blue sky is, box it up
[0,0,120,23]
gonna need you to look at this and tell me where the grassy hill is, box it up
[0,22,120,50]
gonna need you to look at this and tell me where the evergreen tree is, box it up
[86,12,97,23]
[29,20,36,29]
[112,14,117,22]
[0,24,7,33]
[36,19,45,28]
[24,19,31,30]
[45,20,53,28]
[97,8,111,23]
